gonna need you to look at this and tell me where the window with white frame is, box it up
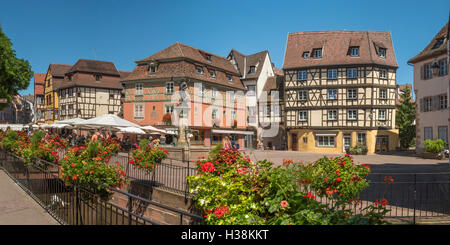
[347,68,358,79]
[209,69,216,78]
[328,110,337,120]
[298,90,308,101]
[165,104,174,114]
[302,52,309,58]
[378,48,386,58]
[424,64,432,79]
[425,97,433,112]
[263,105,270,117]
[247,85,256,96]
[68,104,73,115]
[212,108,218,119]
[134,104,144,118]
[317,136,335,147]
[328,89,337,100]
[347,89,357,99]
[312,48,322,58]
[357,132,366,144]
[438,126,448,143]
[379,89,387,99]
[227,74,233,82]
[328,69,337,79]
[350,47,359,57]
[61,105,66,115]
[135,83,143,95]
[298,71,307,80]
[348,110,357,120]
[211,88,217,99]
[166,82,174,94]
[378,109,386,120]
[298,111,308,121]
[196,66,204,75]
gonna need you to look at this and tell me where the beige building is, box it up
[408,22,449,153]
[283,30,399,154]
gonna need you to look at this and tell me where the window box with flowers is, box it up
[162,113,172,125]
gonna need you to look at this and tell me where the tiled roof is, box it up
[47,64,72,90]
[408,22,448,64]
[34,73,46,95]
[228,50,270,80]
[67,59,120,76]
[283,30,398,69]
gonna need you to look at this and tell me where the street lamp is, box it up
[431,61,440,76]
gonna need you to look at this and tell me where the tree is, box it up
[395,86,416,149]
[0,24,33,110]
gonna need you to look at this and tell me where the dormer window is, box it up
[349,46,359,57]
[302,52,310,58]
[249,66,256,74]
[432,38,444,50]
[148,65,157,73]
[205,54,212,61]
[378,48,386,58]
[209,69,216,78]
[196,66,204,75]
[68,75,72,81]
[312,48,322,58]
[227,74,233,82]
[94,74,102,81]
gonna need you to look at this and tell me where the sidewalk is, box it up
[0,171,59,225]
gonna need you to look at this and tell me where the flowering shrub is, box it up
[188,149,391,225]
[60,140,128,200]
[128,139,168,175]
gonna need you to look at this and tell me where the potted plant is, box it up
[423,139,445,159]
[163,113,172,125]
[128,139,169,175]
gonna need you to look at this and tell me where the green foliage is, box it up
[346,143,368,155]
[395,86,416,149]
[129,140,168,175]
[188,149,390,225]
[0,24,34,110]
[423,139,445,154]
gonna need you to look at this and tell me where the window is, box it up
[350,47,359,57]
[209,69,216,78]
[212,134,223,145]
[166,82,174,94]
[247,85,256,96]
[317,136,335,147]
[432,38,444,50]
[61,105,66,115]
[378,109,386,120]
[61,90,66,99]
[328,89,337,100]
[380,69,387,79]
[298,90,308,101]
[231,110,236,120]
[95,74,102,81]
[440,60,448,76]
[212,109,218,119]
[425,97,433,112]
[328,110,337,120]
[327,69,337,79]
[249,66,256,74]
[348,110,357,120]
[302,52,309,58]
[347,68,358,79]
[424,127,433,140]
[347,89,357,99]
[179,110,186,119]
[379,89,387,99]
[227,74,233,82]
[68,104,73,115]
[109,94,115,100]
[67,75,72,82]
[135,83,143,95]
[134,104,144,119]
[199,84,205,97]
[438,126,448,143]
[196,66,204,75]
[424,64,432,79]
[192,131,205,144]
[378,48,386,58]
[205,54,211,61]
[439,95,447,109]
[312,48,322,58]
[298,111,308,121]
[148,65,157,73]
[263,105,270,117]
[54,110,58,120]
[165,105,174,114]
[297,71,307,80]
[68,88,73,97]
[357,133,366,145]
[211,88,217,99]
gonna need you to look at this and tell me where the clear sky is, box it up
[0,0,448,97]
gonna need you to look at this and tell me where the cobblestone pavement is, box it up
[0,170,59,225]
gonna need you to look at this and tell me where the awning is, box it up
[211,129,254,135]
[314,132,338,137]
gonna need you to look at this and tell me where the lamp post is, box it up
[431,61,440,76]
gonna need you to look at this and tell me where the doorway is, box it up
[343,133,352,153]
[291,133,298,151]
[376,136,389,152]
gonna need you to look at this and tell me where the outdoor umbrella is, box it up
[116,126,147,134]
[141,125,167,134]
[55,118,86,125]
[73,114,141,131]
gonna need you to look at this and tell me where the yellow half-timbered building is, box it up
[282,31,399,154]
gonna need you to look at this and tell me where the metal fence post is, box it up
[75,186,79,225]
[413,174,417,225]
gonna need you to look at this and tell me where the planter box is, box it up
[422,152,441,159]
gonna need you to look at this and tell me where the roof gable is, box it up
[408,22,449,64]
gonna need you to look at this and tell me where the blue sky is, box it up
[0,0,448,97]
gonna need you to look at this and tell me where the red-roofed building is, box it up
[34,73,46,124]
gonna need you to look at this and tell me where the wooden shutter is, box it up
[420,65,424,80]
[434,96,440,110]
[419,98,424,112]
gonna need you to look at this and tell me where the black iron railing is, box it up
[0,149,203,225]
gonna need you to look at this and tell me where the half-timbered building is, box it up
[283,30,399,154]
[33,73,46,124]
[57,59,126,120]
[43,63,73,124]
